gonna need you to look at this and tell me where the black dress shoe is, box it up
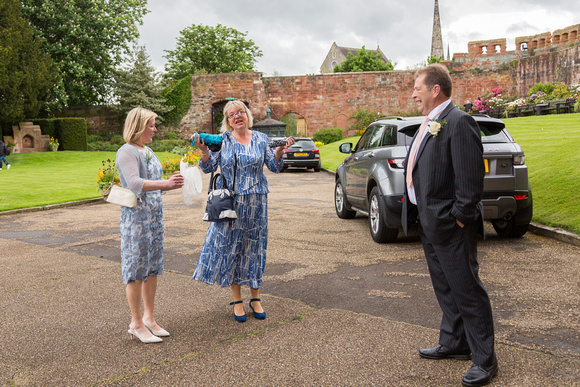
[419,345,472,360]
[462,362,498,386]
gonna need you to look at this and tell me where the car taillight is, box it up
[311,148,319,154]
[514,194,527,200]
[513,155,526,165]
[283,149,291,154]
[388,158,405,169]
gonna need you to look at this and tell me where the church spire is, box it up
[431,0,444,59]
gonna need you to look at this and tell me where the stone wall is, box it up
[453,24,580,72]
[516,45,580,96]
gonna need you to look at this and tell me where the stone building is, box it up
[320,42,389,74]
[452,24,580,72]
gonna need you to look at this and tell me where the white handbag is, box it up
[106,184,137,208]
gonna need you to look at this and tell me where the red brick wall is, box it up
[181,69,516,138]
[180,45,579,138]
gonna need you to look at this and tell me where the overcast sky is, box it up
[138,0,580,77]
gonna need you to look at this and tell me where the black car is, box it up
[334,115,533,243]
[281,137,321,172]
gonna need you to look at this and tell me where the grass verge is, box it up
[0,151,176,211]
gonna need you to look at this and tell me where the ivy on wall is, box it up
[162,75,192,128]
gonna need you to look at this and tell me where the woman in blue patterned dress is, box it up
[192,100,294,322]
[117,107,184,343]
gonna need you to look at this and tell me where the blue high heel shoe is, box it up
[249,298,266,320]
[230,300,246,322]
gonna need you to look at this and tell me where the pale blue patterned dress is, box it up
[193,131,283,288]
[117,145,164,284]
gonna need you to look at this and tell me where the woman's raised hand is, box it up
[191,132,209,153]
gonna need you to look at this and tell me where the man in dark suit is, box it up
[402,64,497,387]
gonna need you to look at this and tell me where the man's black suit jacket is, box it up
[402,103,485,244]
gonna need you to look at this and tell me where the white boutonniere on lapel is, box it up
[428,119,446,137]
[146,149,152,166]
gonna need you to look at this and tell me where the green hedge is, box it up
[312,127,343,144]
[33,117,88,151]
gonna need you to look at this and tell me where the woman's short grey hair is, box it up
[219,100,253,133]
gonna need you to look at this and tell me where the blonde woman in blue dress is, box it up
[117,107,184,342]
[192,100,294,322]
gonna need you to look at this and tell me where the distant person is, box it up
[464,100,473,113]
[116,107,184,343]
[191,100,294,322]
[402,64,497,386]
[0,140,11,170]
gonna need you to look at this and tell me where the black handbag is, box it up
[202,135,237,222]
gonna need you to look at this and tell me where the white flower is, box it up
[428,121,442,136]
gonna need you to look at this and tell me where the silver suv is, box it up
[334,115,533,243]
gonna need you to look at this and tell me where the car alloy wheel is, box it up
[369,194,381,235]
[335,180,356,219]
[368,187,398,243]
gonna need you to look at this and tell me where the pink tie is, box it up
[406,116,430,188]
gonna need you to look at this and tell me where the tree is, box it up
[280,113,298,137]
[0,0,56,124]
[20,0,148,112]
[164,24,263,80]
[427,55,443,64]
[112,45,172,121]
[333,47,394,73]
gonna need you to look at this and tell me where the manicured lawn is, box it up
[501,114,580,234]
[0,151,177,211]
[319,113,580,234]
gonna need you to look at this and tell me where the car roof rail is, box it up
[375,116,405,121]
[470,113,492,118]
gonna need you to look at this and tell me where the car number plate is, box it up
[294,152,308,157]
[484,159,489,173]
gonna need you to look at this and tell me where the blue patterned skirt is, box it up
[120,191,164,284]
[193,193,268,288]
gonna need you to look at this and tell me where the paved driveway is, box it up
[0,169,578,385]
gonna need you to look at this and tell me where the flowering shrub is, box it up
[569,85,580,99]
[314,141,324,148]
[529,91,547,104]
[474,88,507,112]
[552,84,570,99]
[506,98,526,109]
[96,159,119,193]
[161,156,182,175]
[474,97,490,112]
[6,140,17,150]
[181,150,201,165]
[50,137,59,152]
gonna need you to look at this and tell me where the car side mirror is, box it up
[339,142,353,154]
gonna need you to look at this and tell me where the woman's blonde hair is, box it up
[219,100,253,133]
[123,107,157,143]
